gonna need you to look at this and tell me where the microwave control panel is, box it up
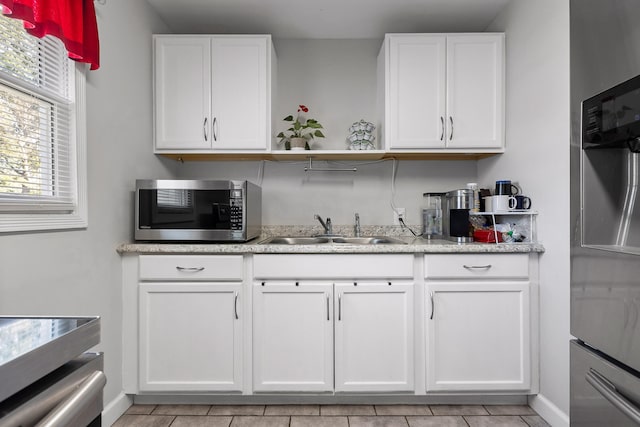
[230,197,243,230]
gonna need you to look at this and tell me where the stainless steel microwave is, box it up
[135,180,261,242]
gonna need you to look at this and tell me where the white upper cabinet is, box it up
[386,35,446,149]
[446,35,504,149]
[154,35,274,152]
[381,33,504,151]
[154,37,212,151]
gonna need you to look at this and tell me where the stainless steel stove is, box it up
[0,317,104,427]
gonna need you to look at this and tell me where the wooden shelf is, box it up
[158,150,503,162]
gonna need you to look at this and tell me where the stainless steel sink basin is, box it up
[260,236,406,245]
[260,237,331,245]
[331,236,407,245]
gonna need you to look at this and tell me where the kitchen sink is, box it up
[331,236,407,245]
[260,236,406,245]
[261,237,331,245]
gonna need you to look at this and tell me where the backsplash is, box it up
[260,225,419,238]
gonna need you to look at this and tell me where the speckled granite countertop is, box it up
[118,225,544,255]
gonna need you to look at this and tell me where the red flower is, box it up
[298,105,309,113]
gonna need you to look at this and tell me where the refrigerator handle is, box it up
[586,368,640,425]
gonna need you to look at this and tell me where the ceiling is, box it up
[145,0,512,39]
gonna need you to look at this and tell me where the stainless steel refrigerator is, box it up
[571,1,640,425]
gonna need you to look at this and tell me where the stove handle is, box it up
[35,371,106,427]
[586,368,640,425]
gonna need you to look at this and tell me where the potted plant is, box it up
[277,105,325,150]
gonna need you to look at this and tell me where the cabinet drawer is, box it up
[139,255,243,281]
[425,254,528,279]
[253,254,414,279]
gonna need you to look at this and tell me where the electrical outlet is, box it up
[393,208,406,225]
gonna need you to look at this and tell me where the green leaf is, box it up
[314,130,325,138]
[276,132,285,138]
[283,115,294,121]
[293,121,301,131]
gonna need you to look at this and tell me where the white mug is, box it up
[483,196,493,212]
[491,195,517,212]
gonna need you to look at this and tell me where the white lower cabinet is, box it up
[135,254,244,392]
[425,254,534,392]
[253,280,414,393]
[123,252,538,397]
[335,282,414,392]
[252,254,416,394]
[253,282,334,392]
[139,282,243,392]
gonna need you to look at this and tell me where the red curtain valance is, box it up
[0,0,100,70]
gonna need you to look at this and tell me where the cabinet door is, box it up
[139,283,242,391]
[211,37,268,150]
[386,35,446,149]
[334,282,414,392]
[446,34,504,149]
[154,37,212,150]
[426,281,530,391]
[253,282,333,392]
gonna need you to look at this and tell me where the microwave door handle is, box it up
[586,368,640,425]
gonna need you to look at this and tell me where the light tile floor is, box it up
[112,404,550,427]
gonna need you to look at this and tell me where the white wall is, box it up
[0,0,171,412]
[483,1,571,425]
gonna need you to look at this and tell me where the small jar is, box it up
[466,183,480,213]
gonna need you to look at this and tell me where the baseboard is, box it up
[132,394,528,405]
[528,394,569,427]
[103,392,132,426]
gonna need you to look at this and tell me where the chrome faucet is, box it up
[314,214,333,235]
[354,213,361,237]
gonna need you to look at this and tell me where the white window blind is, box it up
[0,14,87,232]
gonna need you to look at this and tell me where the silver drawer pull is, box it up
[326,293,330,321]
[203,117,208,141]
[176,266,205,272]
[234,292,239,320]
[586,368,640,425]
[463,264,492,270]
[430,291,435,320]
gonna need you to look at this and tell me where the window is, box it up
[0,14,87,232]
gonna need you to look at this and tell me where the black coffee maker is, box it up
[443,189,474,242]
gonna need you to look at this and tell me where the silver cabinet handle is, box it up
[234,291,239,320]
[176,266,205,272]
[430,291,435,320]
[203,117,208,141]
[326,293,330,321]
[463,265,492,270]
[212,116,218,142]
[338,293,342,321]
[440,116,444,141]
[586,368,640,425]
[35,371,106,427]
[449,116,454,141]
